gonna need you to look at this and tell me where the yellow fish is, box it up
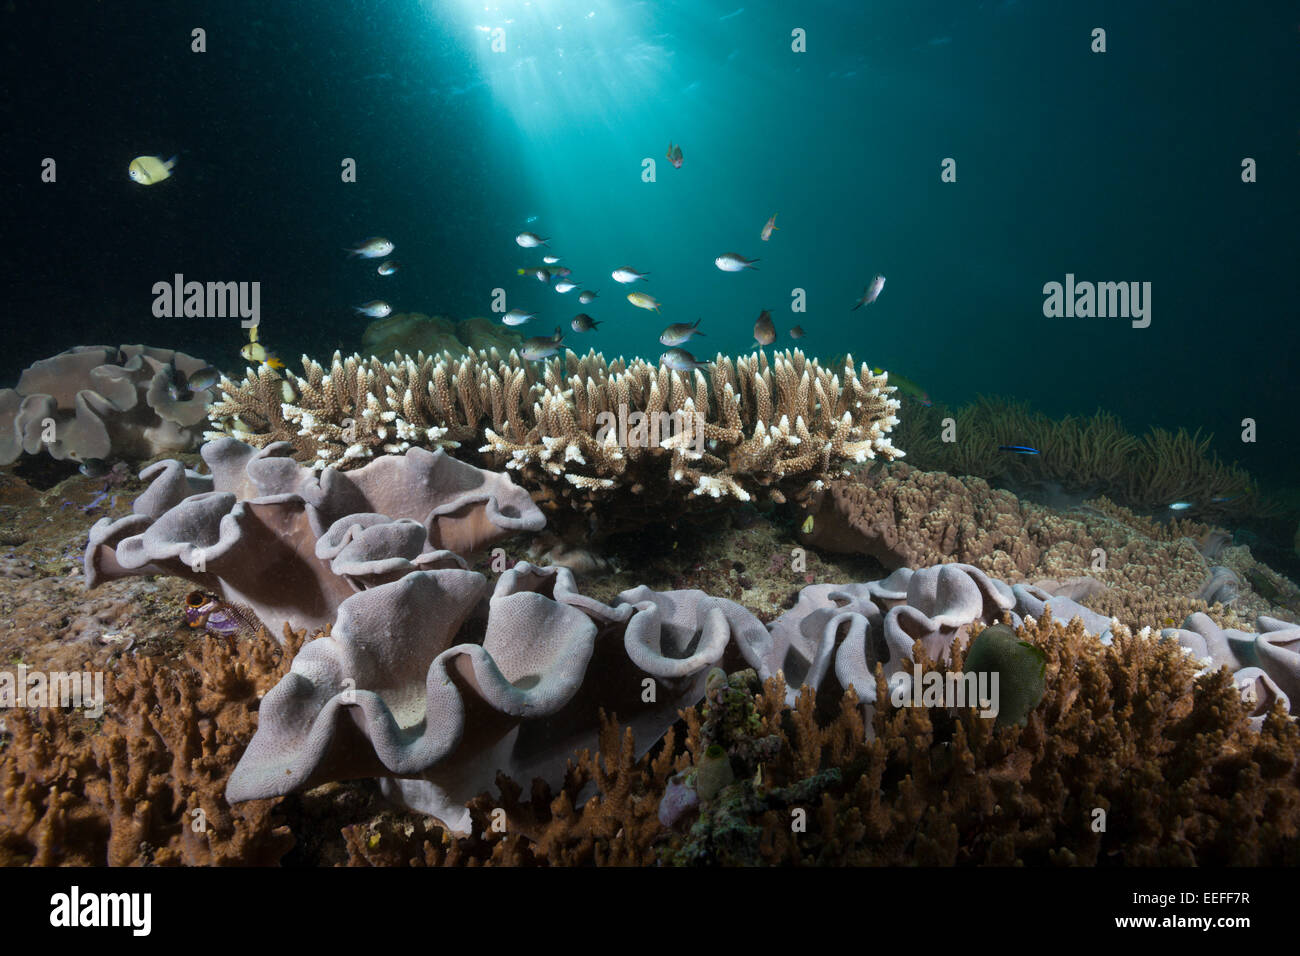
[801,515,814,534]
[240,341,285,370]
[128,154,177,185]
[627,292,661,312]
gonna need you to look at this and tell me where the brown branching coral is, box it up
[207,348,904,536]
[344,714,686,867]
[341,614,1300,866]
[0,626,304,866]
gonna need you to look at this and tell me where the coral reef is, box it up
[362,313,525,358]
[204,348,903,538]
[227,562,727,834]
[1164,612,1300,727]
[893,395,1263,516]
[797,464,1280,632]
[0,627,303,865]
[345,614,1300,866]
[0,345,216,465]
[83,438,545,634]
[227,555,1183,839]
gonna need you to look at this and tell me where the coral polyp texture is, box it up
[0,345,216,465]
[204,347,903,528]
[83,437,545,633]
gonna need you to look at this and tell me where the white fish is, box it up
[1168,501,1195,511]
[852,274,886,309]
[503,309,536,326]
[612,266,650,283]
[714,253,759,272]
[377,260,399,275]
[347,238,395,259]
[354,300,392,318]
[516,231,550,248]
[554,279,578,293]
[660,348,710,372]
[543,255,561,265]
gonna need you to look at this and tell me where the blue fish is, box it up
[998,445,1039,455]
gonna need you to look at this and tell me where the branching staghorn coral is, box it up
[206,348,904,535]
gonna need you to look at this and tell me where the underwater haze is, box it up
[3,0,1297,485]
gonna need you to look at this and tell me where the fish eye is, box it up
[186,590,207,607]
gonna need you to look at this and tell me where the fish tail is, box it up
[165,155,178,169]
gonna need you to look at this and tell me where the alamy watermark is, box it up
[0,665,105,719]
[594,403,706,455]
[151,273,260,328]
[890,666,1000,719]
[1042,273,1150,328]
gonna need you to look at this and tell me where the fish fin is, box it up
[695,330,707,336]
[691,318,702,328]
[165,155,178,169]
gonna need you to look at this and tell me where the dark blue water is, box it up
[3,0,1296,484]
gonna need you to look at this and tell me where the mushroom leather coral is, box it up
[227,562,708,835]
[83,437,545,634]
[0,345,215,465]
[227,560,1142,835]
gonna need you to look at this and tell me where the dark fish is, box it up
[520,327,565,360]
[78,458,110,478]
[164,360,192,401]
[789,325,805,339]
[186,366,221,391]
[998,445,1039,455]
[571,313,601,332]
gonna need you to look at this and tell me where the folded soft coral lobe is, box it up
[84,438,546,634]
